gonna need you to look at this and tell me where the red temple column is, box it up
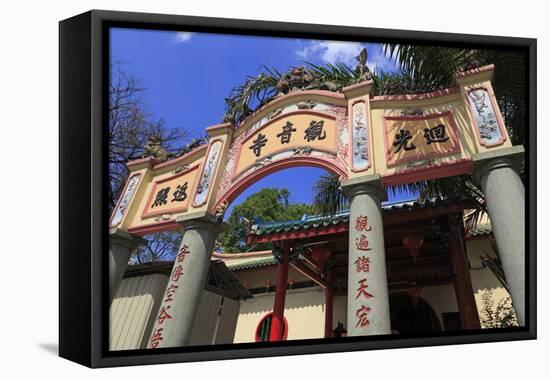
[269,242,290,341]
[449,213,481,330]
[324,270,334,338]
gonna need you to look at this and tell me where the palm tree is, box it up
[380,44,526,230]
[312,173,348,215]
[383,45,526,145]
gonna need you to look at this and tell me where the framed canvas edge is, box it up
[59,10,94,368]
[526,35,537,340]
[58,9,537,369]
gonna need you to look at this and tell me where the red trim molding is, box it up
[126,156,159,169]
[381,158,473,187]
[127,220,180,237]
[342,80,373,96]
[213,155,347,215]
[212,250,273,259]
[151,144,208,171]
[454,64,495,80]
[371,87,459,102]
[205,122,234,133]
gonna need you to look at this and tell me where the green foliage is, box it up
[304,61,362,88]
[480,239,508,289]
[382,44,526,230]
[415,175,486,232]
[383,44,472,87]
[224,44,526,146]
[223,66,282,125]
[312,173,348,215]
[383,45,526,145]
[223,62,365,125]
[219,188,314,253]
[479,289,518,328]
[222,50,459,127]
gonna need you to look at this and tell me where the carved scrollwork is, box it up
[267,107,283,119]
[173,165,189,175]
[214,200,229,219]
[467,88,504,146]
[254,155,272,168]
[296,100,317,109]
[154,214,172,222]
[401,108,424,116]
[406,159,435,168]
[351,102,369,171]
[292,146,313,155]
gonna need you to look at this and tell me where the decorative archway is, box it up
[110,67,516,236]
[212,155,348,215]
[108,65,526,348]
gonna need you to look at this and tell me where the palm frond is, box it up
[387,174,487,234]
[304,61,360,88]
[312,174,349,215]
[384,44,473,86]
[224,66,282,124]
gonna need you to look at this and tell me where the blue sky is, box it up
[110,28,414,217]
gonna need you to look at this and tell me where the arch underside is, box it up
[212,155,348,215]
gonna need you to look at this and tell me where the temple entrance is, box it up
[108,64,526,349]
[389,292,442,334]
[217,165,341,342]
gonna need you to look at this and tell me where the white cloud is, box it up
[295,41,398,73]
[367,49,398,73]
[296,41,363,66]
[371,45,399,73]
[295,44,321,60]
[174,32,193,43]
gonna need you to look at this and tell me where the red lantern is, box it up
[402,234,424,264]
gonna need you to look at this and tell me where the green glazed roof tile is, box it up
[249,196,465,236]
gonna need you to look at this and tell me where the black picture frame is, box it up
[59,9,537,368]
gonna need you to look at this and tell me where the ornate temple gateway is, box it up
[108,64,525,349]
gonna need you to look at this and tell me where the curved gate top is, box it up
[110,64,513,236]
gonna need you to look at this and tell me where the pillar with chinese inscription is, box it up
[109,229,146,300]
[342,175,391,336]
[473,146,526,326]
[147,214,222,349]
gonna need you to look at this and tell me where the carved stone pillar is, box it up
[473,146,525,325]
[342,175,391,336]
[109,229,146,300]
[147,214,222,348]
